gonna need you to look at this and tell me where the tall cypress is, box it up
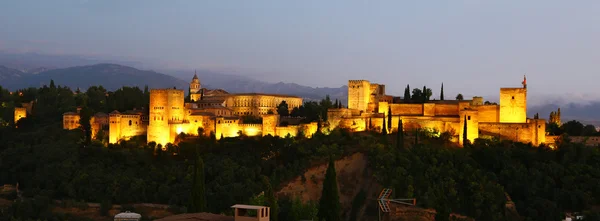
[397,119,404,149]
[387,106,392,131]
[440,83,444,100]
[262,176,279,221]
[368,118,372,130]
[190,154,206,212]
[422,86,427,103]
[317,157,341,221]
[414,129,419,146]
[463,115,468,145]
[404,85,411,102]
[382,117,387,135]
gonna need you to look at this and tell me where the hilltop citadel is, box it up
[14,74,549,146]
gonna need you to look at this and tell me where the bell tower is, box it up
[190,70,202,101]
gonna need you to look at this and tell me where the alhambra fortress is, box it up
[14,74,551,146]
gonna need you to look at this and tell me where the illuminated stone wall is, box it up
[499,88,527,123]
[479,122,534,144]
[390,104,424,116]
[458,110,479,145]
[434,104,459,116]
[63,113,81,130]
[347,80,371,112]
[262,115,279,136]
[476,105,500,123]
[14,107,26,125]
[108,112,147,144]
[223,94,302,116]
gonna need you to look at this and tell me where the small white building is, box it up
[231,204,270,221]
[114,211,142,221]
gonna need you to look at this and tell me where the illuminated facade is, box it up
[143,74,310,146]
[330,76,547,146]
[13,107,27,126]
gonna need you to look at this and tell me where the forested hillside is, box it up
[1,82,600,221]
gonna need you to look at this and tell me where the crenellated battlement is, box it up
[348,80,370,85]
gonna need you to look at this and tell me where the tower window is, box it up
[512,96,515,99]
[468,116,471,120]
[129,120,132,126]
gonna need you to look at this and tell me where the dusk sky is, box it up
[1,1,600,101]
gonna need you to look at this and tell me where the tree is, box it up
[387,106,392,131]
[411,88,423,102]
[414,129,419,145]
[49,79,56,89]
[397,119,404,149]
[561,120,584,136]
[456,94,464,101]
[404,85,411,102]
[79,106,93,145]
[317,157,341,221]
[190,154,206,212]
[262,176,279,221]
[582,124,597,136]
[277,101,289,117]
[382,117,387,135]
[463,115,468,145]
[440,83,444,100]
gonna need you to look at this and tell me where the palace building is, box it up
[329,76,547,146]
[55,73,549,147]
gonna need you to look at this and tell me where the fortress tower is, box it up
[148,89,185,146]
[109,111,122,144]
[348,80,371,112]
[190,71,202,102]
[499,76,527,123]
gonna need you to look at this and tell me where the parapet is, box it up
[348,80,370,85]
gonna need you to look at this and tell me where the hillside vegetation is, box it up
[1,82,600,221]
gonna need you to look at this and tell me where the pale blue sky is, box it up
[1,1,600,100]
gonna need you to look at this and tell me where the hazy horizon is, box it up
[2,1,600,100]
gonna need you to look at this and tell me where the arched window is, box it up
[129,120,132,126]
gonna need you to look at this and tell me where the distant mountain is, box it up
[1,64,188,91]
[162,69,347,102]
[0,65,30,82]
[529,102,600,126]
[0,50,142,72]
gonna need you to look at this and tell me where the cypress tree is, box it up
[317,157,341,221]
[440,83,444,100]
[414,129,419,145]
[368,118,372,130]
[262,176,279,221]
[50,79,56,89]
[397,119,404,149]
[422,86,427,103]
[190,154,206,212]
[387,106,392,131]
[404,85,411,102]
[463,115,468,145]
[382,117,387,135]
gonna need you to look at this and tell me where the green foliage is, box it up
[317,157,341,221]
[348,189,366,221]
[277,101,289,117]
[290,95,334,122]
[456,94,464,101]
[382,117,387,135]
[397,119,404,149]
[440,83,444,100]
[403,85,411,102]
[189,154,206,212]
[463,115,468,145]
[100,199,112,216]
[262,176,279,221]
